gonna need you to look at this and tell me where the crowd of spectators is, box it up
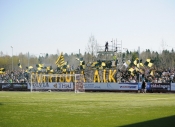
[0,70,29,83]
[0,68,175,83]
[120,68,175,83]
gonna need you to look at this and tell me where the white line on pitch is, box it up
[146,98,169,101]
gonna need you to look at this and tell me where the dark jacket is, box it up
[142,81,146,89]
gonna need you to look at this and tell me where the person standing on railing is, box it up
[105,42,108,51]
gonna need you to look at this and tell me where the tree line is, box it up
[0,48,175,71]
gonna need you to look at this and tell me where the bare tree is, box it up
[161,39,166,52]
[85,35,99,62]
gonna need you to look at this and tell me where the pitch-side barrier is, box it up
[0,82,175,92]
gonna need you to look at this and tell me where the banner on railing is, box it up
[0,83,28,91]
[171,83,175,91]
[27,82,74,90]
[118,83,138,91]
[84,83,121,90]
[1,82,174,92]
[84,83,138,91]
[150,83,171,92]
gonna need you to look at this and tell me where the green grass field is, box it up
[0,92,175,127]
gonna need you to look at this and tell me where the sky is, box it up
[0,0,175,56]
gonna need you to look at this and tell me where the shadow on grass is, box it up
[0,103,3,105]
[118,115,175,127]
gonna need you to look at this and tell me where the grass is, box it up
[0,92,175,127]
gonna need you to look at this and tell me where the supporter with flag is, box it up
[18,60,22,68]
[144,59,154,67]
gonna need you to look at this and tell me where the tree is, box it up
[85,35,99,62]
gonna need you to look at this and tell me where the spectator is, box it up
[157,78,162,83]
[105,42,108,51]
[141,80,147,93]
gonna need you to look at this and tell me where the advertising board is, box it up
[150,83,171,92]
[171,83,175,91]
[27,82,73,90]
[1,83,28,91]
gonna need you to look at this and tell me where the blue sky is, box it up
[0,0,175,56]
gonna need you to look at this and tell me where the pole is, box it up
[114,40,115,51]
[121,40,122,53]
[31,73,32,92]
[11,46,13,71]
[116,38,117,49]
[121,40,123,64]
[28,52,29,67]
[111,39,113,51]
[138,46,140,83]
[79,49,80,59]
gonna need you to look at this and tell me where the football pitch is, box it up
[0,92,175,127]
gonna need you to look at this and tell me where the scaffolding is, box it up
[97,39,123,69]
